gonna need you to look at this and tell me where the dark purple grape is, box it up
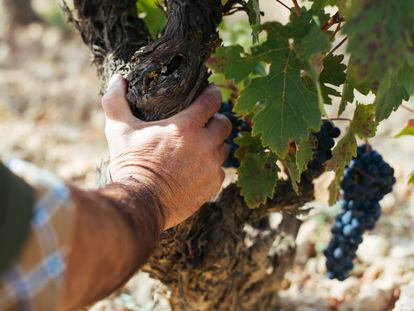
[219,102,251,168]
[324,144,395,281]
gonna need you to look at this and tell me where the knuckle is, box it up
[101,94,118,116]
[175,118,194,132]
[101,93,114,108]
[201,92,220,113]
[218,114,233,135]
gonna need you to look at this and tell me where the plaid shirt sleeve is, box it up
[0,160,75,311]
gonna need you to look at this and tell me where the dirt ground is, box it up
[1,9,414,311]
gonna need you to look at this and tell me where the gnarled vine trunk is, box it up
[64,1,314,309]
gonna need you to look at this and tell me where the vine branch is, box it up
[292,0,301,16]
[330,117,352,122]
[321,12,344,32]
[275,0,292,11]
[328,36,348,55]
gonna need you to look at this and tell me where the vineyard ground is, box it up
[1,20,414,311]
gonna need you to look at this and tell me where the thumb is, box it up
[101,74,134,122]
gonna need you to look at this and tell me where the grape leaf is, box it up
[399,65,414,96]
[212,15,326,158]
[237,152,279,208]
[326,104,377,203]
[284,154,301,193]
[310,0,338,12]
[292,18,330,113]
[395,120,414,138]
[320,55,347,87]
[319,54,347,105]
[209,46,257,83]
[375,71,409,122]
[327,131,357,204]
[410,173,414,185]
[351,104,377,139]
[295,26,330,62]
[343,0,414,82]
[337,58,371,116]
[234,132,264,157]
[284,139,314,193]
[137,0,166,39]
[246,0,261,44]
[296,139,313,173]
[234,133,279,208]
[237,50,321,157]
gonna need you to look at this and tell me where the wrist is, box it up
[100,179,166,244]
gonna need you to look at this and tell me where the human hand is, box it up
[102,75,231,230]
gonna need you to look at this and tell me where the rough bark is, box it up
[144,181,313,310]
[64,1,313,309]
[1,0,40,29]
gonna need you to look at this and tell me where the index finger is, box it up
[174,85,222,127]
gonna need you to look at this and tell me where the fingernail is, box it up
[205,84,221,101]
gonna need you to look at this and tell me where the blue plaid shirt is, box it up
[0,160,74,311]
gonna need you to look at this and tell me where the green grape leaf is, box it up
[212,16,326,158]
[284,154,300,193]
[310,0,338,13]
[137,0,166,39]
[409,173,414,185]
[292,19,330,113]
[236,48,321,157]
[209,46,257,83]
[234,132,264,158]
[343,0,414,83]
[327,131,357,204]
[395,120,414,138]
[320,54,347,105]
[351,104,377,139]
[320,54,347,87]
[337,58,371,116]
[235,132,279,208]
[285,139,314,193]
[246,0,261,44]
[399,65,414,96]
[375,71,409,122]
[337,0,350,17]
[296,139,313,173]
[326,104,377,203]
[295,26,330,62]
[237,152,279,208]
[338,80,354,116]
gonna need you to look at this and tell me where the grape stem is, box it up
[330,22,343,40]
[328,37,348,56]
[292,0,301,16]
[275,0,292,12]
[330,117,351,122]
[401,104,414,114]
[321,12,345,32]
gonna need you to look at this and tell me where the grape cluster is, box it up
[303,120,341,180]
[219,102,251,168]
[324,145,396,281]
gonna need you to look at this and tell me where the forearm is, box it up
[60,183,163,310]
